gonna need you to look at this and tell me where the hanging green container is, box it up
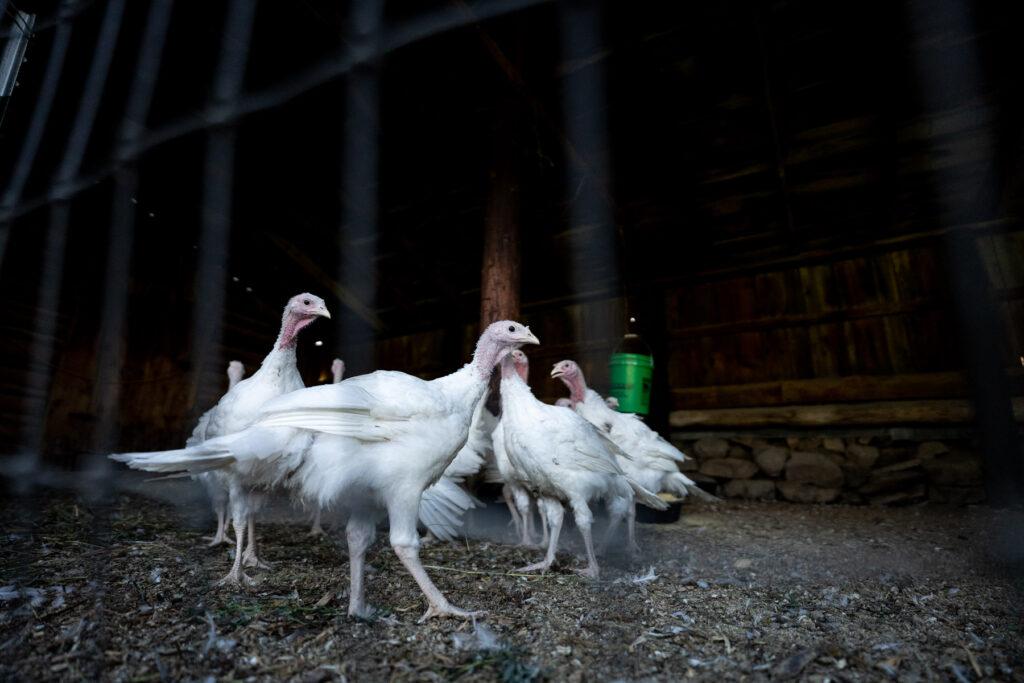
[609,319,653,414]
[608,352,653,414]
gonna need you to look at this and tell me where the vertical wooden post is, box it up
[480,154,520,325]
[479,27,523,327]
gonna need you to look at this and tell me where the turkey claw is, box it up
[241,553,272,570]
[418,603,485,623]
[573,565,600,579]
[215,571,256,588]
[515,561,553,574]
[204,534,230,547]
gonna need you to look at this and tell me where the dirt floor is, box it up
[2,480,1023,682]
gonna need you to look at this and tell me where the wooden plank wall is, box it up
[666,242,961,408]
[364,230,1024,413]
[3,234,1021,464]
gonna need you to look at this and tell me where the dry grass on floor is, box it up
[2,487,1023,682]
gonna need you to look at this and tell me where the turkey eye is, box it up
[303,299,310,305]
[508,325,515,332]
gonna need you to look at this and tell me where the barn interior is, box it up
[1,0,1023,680]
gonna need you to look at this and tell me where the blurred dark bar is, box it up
[0,2,73,269]
[91,1,175,480]
[1,0,555,228]
[53,0,126,185]
[189,0,257,414]
[908,0,1024,506]
[18,0,124,490]
[559,0,618,357]
[338,0,383,374]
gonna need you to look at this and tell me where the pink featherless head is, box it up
[550,359,586,401]
[509,349,529,381]
[279,293,331,349]
[474,320,540,377]
[550,359,582,382]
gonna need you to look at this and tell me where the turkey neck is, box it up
[276,310,316,351]
[257,312,308,377]
[433,334,509,418]
[563,372,588,405]
[257,345,298,377]
[499,362,542,423]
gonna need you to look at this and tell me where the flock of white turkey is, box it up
[111,293,708,622]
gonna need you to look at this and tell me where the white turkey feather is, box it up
[497,353,664,579]
[113,293,331,585]
[111,319,540,619]
[552,358,715,502]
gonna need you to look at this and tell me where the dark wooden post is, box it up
[478,27,524,327]
[480,154,520,325]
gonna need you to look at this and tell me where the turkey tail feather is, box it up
[663,471,720,502]
[419,478,482,541]
[627,478,669,510]
[110,447,235,474]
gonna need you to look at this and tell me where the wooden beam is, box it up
[670,371,983,409]
[670,398,1024,428]
[669,299,942,340]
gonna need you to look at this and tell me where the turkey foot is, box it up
[308,509,326,537]
[242,518,272,569]
[204,531,230,547]
[516,559,554,574]
[241,549,272,570]
[216,567,256,587]
[205,511,230,546]
[418,602,486,623]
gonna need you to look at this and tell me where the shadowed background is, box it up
[0,0,1021,501]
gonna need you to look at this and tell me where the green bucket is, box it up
[608,352,653,415]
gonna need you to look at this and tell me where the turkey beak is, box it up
[318,306,331,319]
[521,329,540,346]
[550,366,564,379]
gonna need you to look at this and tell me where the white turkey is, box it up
[496,353,667,578]
[308,357,347,538]
[112,320,539,620]
[191,360,246,547]
[487,350,543,546]
[551,359,715,507]
[312,357,485,545]
[417,392,492,543]
[167,293,329,584]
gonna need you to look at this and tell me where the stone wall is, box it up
[672,433,986,505]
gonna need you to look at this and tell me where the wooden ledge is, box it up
[669,398,1024,428]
